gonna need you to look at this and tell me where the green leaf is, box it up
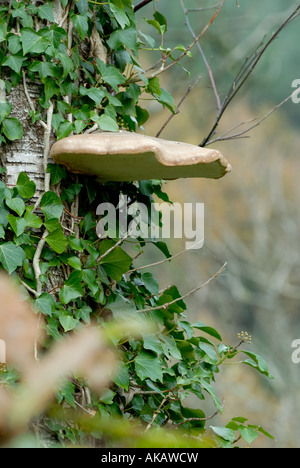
[57,53,74,77]
[59,314,79,332]
[135,350,163,383]
[2,55,25,74]
[45,228,68,254]
[6,197,25,216]
[56,121,75,140]
[0,18,7,42]
[7,214,26,237]
[40,192,64,220]
[67,256,82,271]
[109,2,130,29]
[59,271,83,304]
[99,389,116,405]
[143,335,163,355]
[70,13,89,40]
[16,172,36,199]
[114,362,130,391]
[37,4,55,23]
[239,426,259,445]
[0,102,12,124]
[98,114,119,132]
[2,118,23,141]
[20,28,49,55]
[35,293,55,317]
[96,60,125,92]
[47,164,67,186]
[79,87,105,105]
[241,351,274,379]
[211,426,235,443]
[0,242,26,274]
[192,321,222,341]
[99,240,132,281]
[107,27,138,51]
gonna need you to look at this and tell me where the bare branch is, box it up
[201,4,300,146]
[134,0,153,13]
[156,75,201,138]
[208,92,295,145]
[127,239,204,274]
[137,263,227,313]
[180,0,221,111]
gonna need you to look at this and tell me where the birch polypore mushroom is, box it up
[50,131,231,182]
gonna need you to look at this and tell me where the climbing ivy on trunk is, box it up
[0,0,274,448]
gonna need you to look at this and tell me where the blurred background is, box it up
[133,0,300,448]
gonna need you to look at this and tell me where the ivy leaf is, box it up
[56,121,75,140]
[210,426,235,443]
[135,350,163,383]
[0,18,7,42]
[142,335,163,355]
[40,191,64,220]
[67,256,82,271]
[20,28,49,55]
[0,102,12,124]
[96,60,125,92]
[70,13,89,40]
[113,362,130,391]
[35,293,55,317]
[98,114,119,132]
[0,242,26,274]
[6,197,26,217]
[238,426,259,445]
[57,53,74,77]
[79,87,105,105]
[59,271,83,304]
[59,314,79,332]
[37,4,55,23]
[241,351,274,379]
[99,240,132,281]
[16,172,36,199]
[45,228,68,254]
[2,55,25,74]
[107,27,138,51]
[7,214,27,237]
[47,164,67,186]
[192,321,222,341]
[2,118,23,141]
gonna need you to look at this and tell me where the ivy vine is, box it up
[0,0,274,448]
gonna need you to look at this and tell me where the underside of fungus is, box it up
[50,131,231,182]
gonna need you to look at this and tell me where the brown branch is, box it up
[127,239,204,274]
[201,4,300,146]
[176,408,221,427]
[180,0,221,112]
[156,75,201,138]
[134,0,153,12]
[137,263,227,313]
[207,92,295,145]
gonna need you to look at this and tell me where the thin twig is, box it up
[145,398,167,432]
[156,75,201,138]
[134,0,153,12]
[127,239,204,274]
[22,70,47,130]
[180,0,221,111]
[176,408,221,427]
[21,280,39,298]
[207,92,295,145]
[132,0,225,83]
[137,263,227,313]
[201,4,300,146]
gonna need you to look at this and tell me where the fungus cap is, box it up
[50,131,231,182]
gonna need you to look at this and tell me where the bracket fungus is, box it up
[50,131,231,182]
